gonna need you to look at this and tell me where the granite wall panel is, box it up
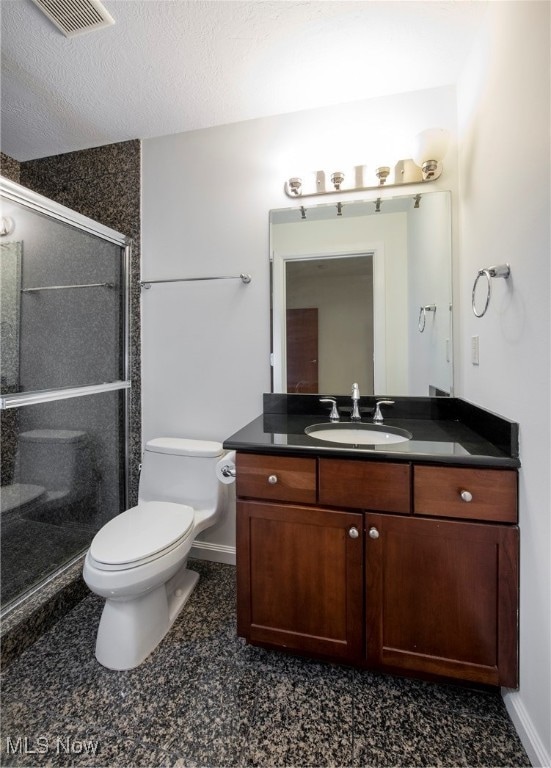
[0,152,20,183]
[1,153,22,484]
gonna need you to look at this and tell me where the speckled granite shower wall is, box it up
[17,141,141,505]
[0,153,21,486]
[0,153,20,183]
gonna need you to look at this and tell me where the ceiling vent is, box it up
[29,0,115,37]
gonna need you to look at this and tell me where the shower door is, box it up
[0,177,130,612]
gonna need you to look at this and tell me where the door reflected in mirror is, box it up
[270,190,452,397]
[285,256,373,393]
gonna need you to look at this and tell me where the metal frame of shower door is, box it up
[0,176,132,509]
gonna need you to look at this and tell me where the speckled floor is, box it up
[1,560,530,768]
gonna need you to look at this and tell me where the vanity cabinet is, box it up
[236,452,519,687]
[365,513,519,686]
[236,452,364,659]
[236,501,364,660]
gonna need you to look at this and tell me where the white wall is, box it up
[457,2,550,765]
[142,85,457,557]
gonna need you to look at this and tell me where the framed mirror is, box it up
[270,190,452,397]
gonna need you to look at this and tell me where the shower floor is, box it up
[0,513,94,609]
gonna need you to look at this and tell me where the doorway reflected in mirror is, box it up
[285,256,373,394]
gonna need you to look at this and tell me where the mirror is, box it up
[270,190,452,396]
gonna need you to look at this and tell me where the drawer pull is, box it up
[368,526,380,540]
[267,474,278,485]
[460,490,473,503]
[348,526,360,539]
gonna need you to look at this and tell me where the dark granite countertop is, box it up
[224,395,520,468]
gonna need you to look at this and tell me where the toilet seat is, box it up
[90,501,195,571]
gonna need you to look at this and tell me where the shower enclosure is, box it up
[0,177,130,612]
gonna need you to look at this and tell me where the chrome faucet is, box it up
[373,399,395,423]
[351,382,361,421]
[319,397,340,422]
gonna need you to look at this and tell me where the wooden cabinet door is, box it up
[365,513,519,687]
[237,500,364,661]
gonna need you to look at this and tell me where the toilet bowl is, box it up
[0,429,96,522]
[0,483,46,520]
[83,437,234,670]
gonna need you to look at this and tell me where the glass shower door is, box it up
[0,177,130,612]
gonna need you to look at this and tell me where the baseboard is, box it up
[190,540,236,566]
[503,689,550,767]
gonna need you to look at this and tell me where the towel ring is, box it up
[418,304,436,332]
[472,264,510,318]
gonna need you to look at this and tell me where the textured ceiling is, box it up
[1,0,487,161]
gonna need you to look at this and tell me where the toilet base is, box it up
[95,566,199,670]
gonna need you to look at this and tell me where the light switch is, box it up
[471,335,480,365]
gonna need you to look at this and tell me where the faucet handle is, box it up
[319,397,340,422]
[373,399,395,423]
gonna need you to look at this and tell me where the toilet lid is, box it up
[90,501,195,566]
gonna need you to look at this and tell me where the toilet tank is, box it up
[138,437,224,508]
[16,429,95,499]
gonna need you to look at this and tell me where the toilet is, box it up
[0,429,95,520]
[83,437,234,671]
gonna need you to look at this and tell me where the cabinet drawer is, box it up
[414,466,518,523]
[236,453,317,504]
[319,459,411,513]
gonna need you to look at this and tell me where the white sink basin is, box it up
[305,422,412,446]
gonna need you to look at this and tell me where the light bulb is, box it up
[412,129,450,180]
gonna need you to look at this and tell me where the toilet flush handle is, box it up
[220,464,236,478]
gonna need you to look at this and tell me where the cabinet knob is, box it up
[368,527,379,539]
[267,474,278,485]
[460,490,473,502]
[348,526,360,539]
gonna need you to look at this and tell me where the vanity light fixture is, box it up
[288,177,302,196]
[283,128,450,198]
[331,171,345,190]
[375,166,391,185]
[412,128,450,181]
